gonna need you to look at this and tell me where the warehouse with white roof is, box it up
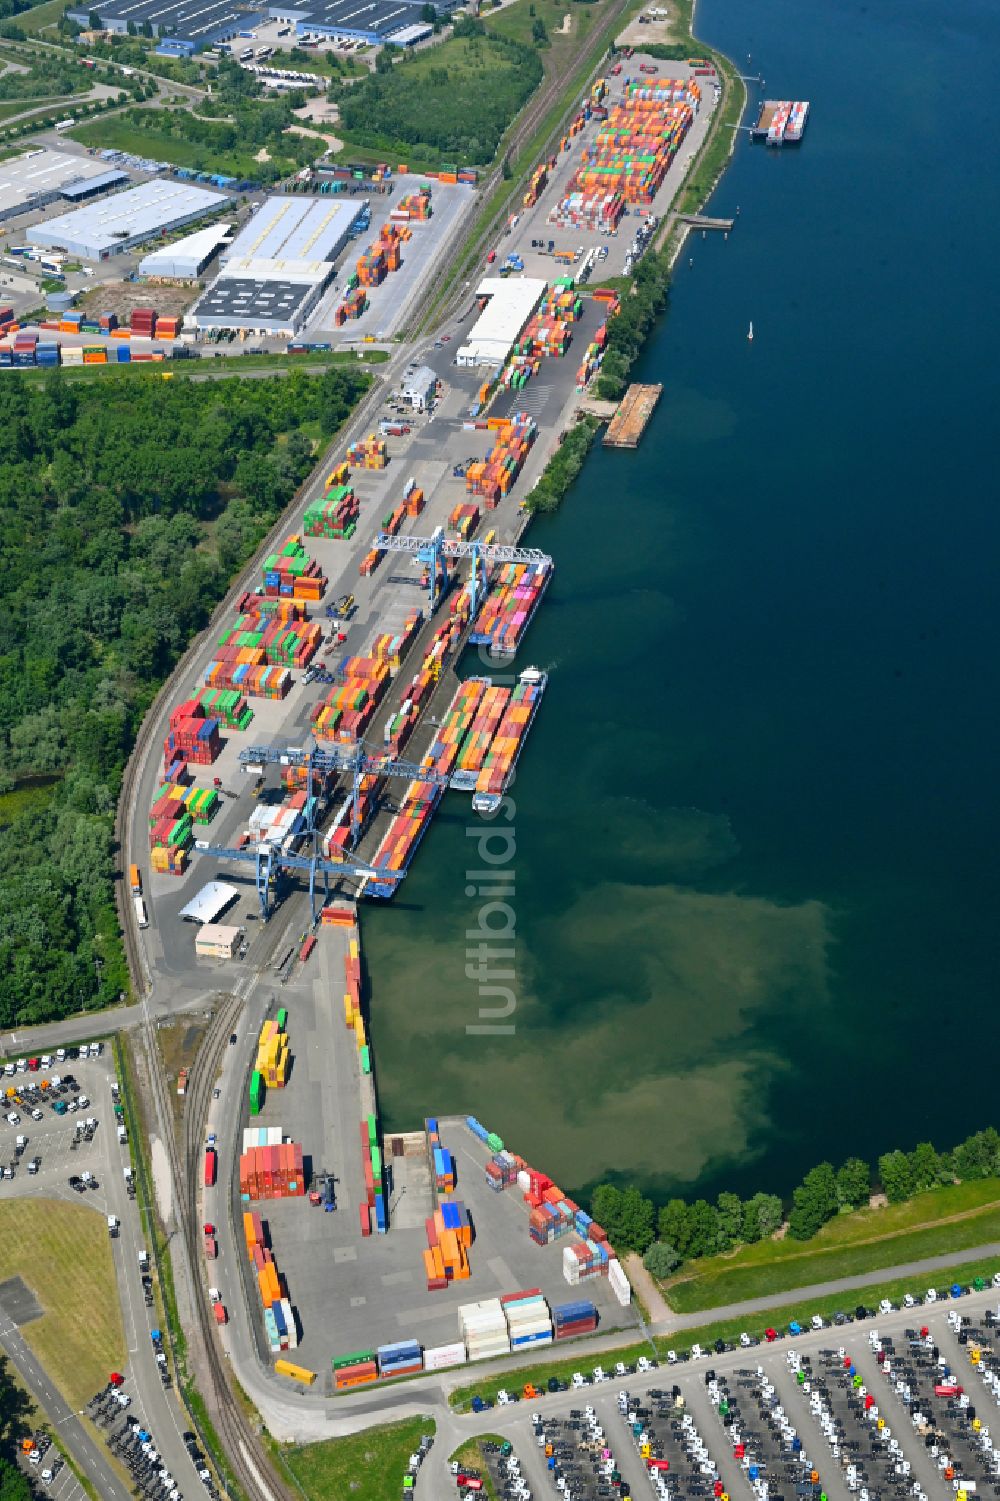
[26,179,231,260]
[191,196,366,334]
[456,277,547,367]
[0,149,124,225]
[138,222,232,280]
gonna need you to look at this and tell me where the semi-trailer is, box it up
[204,1147,217,1188]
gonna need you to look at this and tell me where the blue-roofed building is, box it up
[60,168,129,203]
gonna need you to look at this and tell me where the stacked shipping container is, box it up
[465,414,537,506]
[243,1213,299,1354]
[304,485,359,540]
[262,535,328,602]
[239,1131,305,1200]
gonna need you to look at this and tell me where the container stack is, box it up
[244,1215,298,1353]
[130,306,156,338]
[369,607,422,675]
[376,1340,422,1380]
[162,701,222,771]
[333,1351,378,1390]
[422,1201,472,1290]
[453,684,511,783]
[304,485,359,540]
[155,315,179,341]
[523,161,548,208]
[485,1150,520,1192]
[465,414,537,506]
[262,536,328,602]
[402,479,425,516]
[359,1113,387,1233]
[552,1299,598,1340]
[563,1237,611,1285]
[571,76,700,206]
[503,1291,553,1349]
[312,654,390,742]
[249,1070,264,1116]
[448,501,480,540]
[239,1131,305,1200]
[346,435,387,470]
[334,288,367,325]
[356,247,387,287]
[391,189,432,222]
[197,687,253,731]
[608,1259,632,1306]
[254,1015,290,1090]
[549,187,625,233]
[426,1118,455,1193]
[459,1301,510,1362]
[218,603,322,671]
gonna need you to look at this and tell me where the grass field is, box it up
[485,0,603,74]
[663,1181,1000,1312]
[19,0,73,32]
[449,1251,1000,1410]
[67,118,272,179]
[276,1416,434,1501]
[0,1199,126,1408]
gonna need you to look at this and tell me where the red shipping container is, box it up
[359,1203,371,1237]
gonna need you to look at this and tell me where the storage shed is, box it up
[195,923,242,959]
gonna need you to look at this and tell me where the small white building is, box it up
[401,363,437,410]
[456,276,547,368]
[195,922,242,960]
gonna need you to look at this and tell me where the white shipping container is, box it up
[267,1126,283,1145]
[517,1170,531,1192]
[422,1341,466,1371]
[608,1257,631,1306]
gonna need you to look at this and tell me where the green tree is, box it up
[643,1241,680,1279]
[715,1191,743,1252]
[787,1162,838,1241]
[908,1140,940,1191]
[836,1157,871,1211]
[685,1199,720,1259]
[590,1184,654,1252]
[954,1128,1000,1180]
[742,1192,782,1244]
[531,15,548,44]
[658,1198,692,1258]
[877,1149,913,1204]
[0,1458,31,1501]
[88,8,101,25]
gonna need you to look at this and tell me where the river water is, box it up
[364,0,1000,1205]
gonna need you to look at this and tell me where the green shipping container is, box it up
[370,1145,381,1179]
[333,1350,376,1370]
[366,1113,377,1146]
[249,1070,264,1116]
[360,1045,370,1075]
[276,1008,287,1030]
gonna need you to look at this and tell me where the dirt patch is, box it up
[77,282,197,323]
[616,10,681,47]
[254,146,271,163]
[155,1016,208,1133]
[557,11,572,32]
[287,121,344,152]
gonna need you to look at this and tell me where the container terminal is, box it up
[125,50,724,1406]
[603,382,663,447]
[751,99,811,144]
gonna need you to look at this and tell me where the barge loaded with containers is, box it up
[752,99,810,144]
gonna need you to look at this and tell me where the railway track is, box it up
[406,0,633,337]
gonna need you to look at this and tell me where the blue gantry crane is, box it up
[237,742,451,848]
[190,839,389,923]
[372,527,552,615]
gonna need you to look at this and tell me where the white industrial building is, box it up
[138,223,232,280]
[456,277,547,368]
[0,149,123,225]
[178,881,239,924]
[401,363,437,410]
[191,196,366,334]
[26,179,230,261]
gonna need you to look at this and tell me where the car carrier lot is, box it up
[420,1287,1000,1499]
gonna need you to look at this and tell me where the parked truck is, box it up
[204,1224,218,1260]
[204,1147,216,1188]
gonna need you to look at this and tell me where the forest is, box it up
[336,19,542,166]
[0,50,88,100]
[0,367,369,1028]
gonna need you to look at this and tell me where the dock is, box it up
[604,383,662,449]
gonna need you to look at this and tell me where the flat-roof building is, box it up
[191,196,364,333]
[456,276,547,368]
[67,0,433,47]
[26,178,230,260]
[178,880,239,923]
[0,149,122,225]
[138,222,232,279]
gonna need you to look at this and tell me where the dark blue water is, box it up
[364,0,1000,1204]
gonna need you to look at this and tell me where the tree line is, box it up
[0,367,369,1028]
[589,1127,1000,1278]
[335,18,543,167]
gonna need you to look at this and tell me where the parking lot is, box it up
[0,1045,112,1203]
[441,1290,1000,1500]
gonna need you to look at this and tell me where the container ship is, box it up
[468,559,552,659]
[471,667,547,813]
[785,100,810,142]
